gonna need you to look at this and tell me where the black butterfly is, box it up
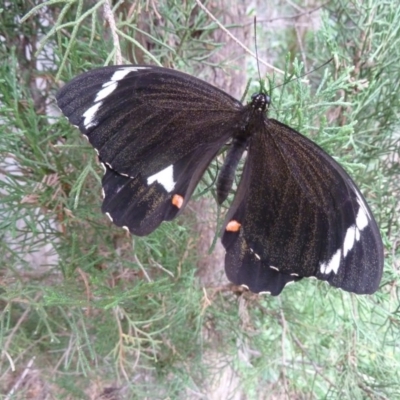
[56,65,384,295]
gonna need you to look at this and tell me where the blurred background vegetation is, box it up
[1,0,399,398]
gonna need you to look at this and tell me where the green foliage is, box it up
[1,0,399,398]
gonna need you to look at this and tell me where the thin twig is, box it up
[103,0,122,64]
[291,333,337,388]
[201,287,212,315]
[114,306,130,381]
[1,293,42,366]
[244,3,326,25]
[151,260,175,278]
[133,254,152,282]
[295,24,308,71]
[5,357,36,400]
[280,305,289,396]
[76,267,92,315]
[194,0,284,75]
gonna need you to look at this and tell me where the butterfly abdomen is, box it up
[216,96,267,205]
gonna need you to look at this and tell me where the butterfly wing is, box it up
[222,118,384,295]
[57,65,242,234]
[100,144,221,235]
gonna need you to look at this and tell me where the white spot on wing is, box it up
[322,188,372,271]
[147,165,176,192]
[269,266,279,271]
[355,206,369,231]
[355,189,371,220]
[343,225,357,257]
[249,248,261,260]
[83,101,102,129]
[341,193,370,258]
[95,82,117,102]
[105,212,113,222]
[320,248,341,275]
[110,66,149,81]
[284,281,295,287]
[93,67,150,102]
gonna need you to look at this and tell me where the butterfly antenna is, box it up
[274,57,333,89]
[240,78,252,103]
[253,16,265,93]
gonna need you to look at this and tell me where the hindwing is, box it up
[100,145,223,235]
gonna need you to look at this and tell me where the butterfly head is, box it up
[250,93,271,113]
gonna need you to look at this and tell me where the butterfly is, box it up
[56,65,384,295]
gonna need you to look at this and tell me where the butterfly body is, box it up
[57,65,384,295]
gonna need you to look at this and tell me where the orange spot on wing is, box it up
[226,220,241,232]
[172,194,184,209]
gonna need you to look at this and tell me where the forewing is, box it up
[57,65,242,234]
[222,119,383,295]
[56,65,242,178]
